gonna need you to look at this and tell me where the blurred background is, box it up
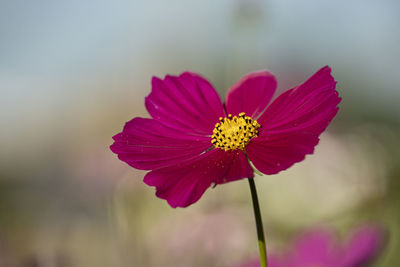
[1,0,399,266]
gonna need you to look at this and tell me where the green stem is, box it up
[248,178,267,267]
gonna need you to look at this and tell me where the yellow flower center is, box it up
[211,112,260,151]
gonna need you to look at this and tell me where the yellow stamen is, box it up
[211,112,260,151]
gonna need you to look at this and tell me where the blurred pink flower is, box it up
[110,66,340,208]
[237,226,384,267]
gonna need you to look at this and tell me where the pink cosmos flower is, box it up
[236,225,384,267]
[110,66,341,208]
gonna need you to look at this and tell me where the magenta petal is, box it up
[288,229,340,266]
[246,132,319,175]
[225,70,277,119]
[248,66,341,175]
[214,149,254,184]
[110,117,211,170]
[144,149,253,208]
[258,66,340,132]
[339,226,384,267]
[145,72,225,135]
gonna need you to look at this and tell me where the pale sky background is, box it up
[1,0,399,156]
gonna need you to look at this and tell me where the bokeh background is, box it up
[1,0,399,266]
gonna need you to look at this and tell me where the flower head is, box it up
[110,66,341,207]
[236,225,385,267]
